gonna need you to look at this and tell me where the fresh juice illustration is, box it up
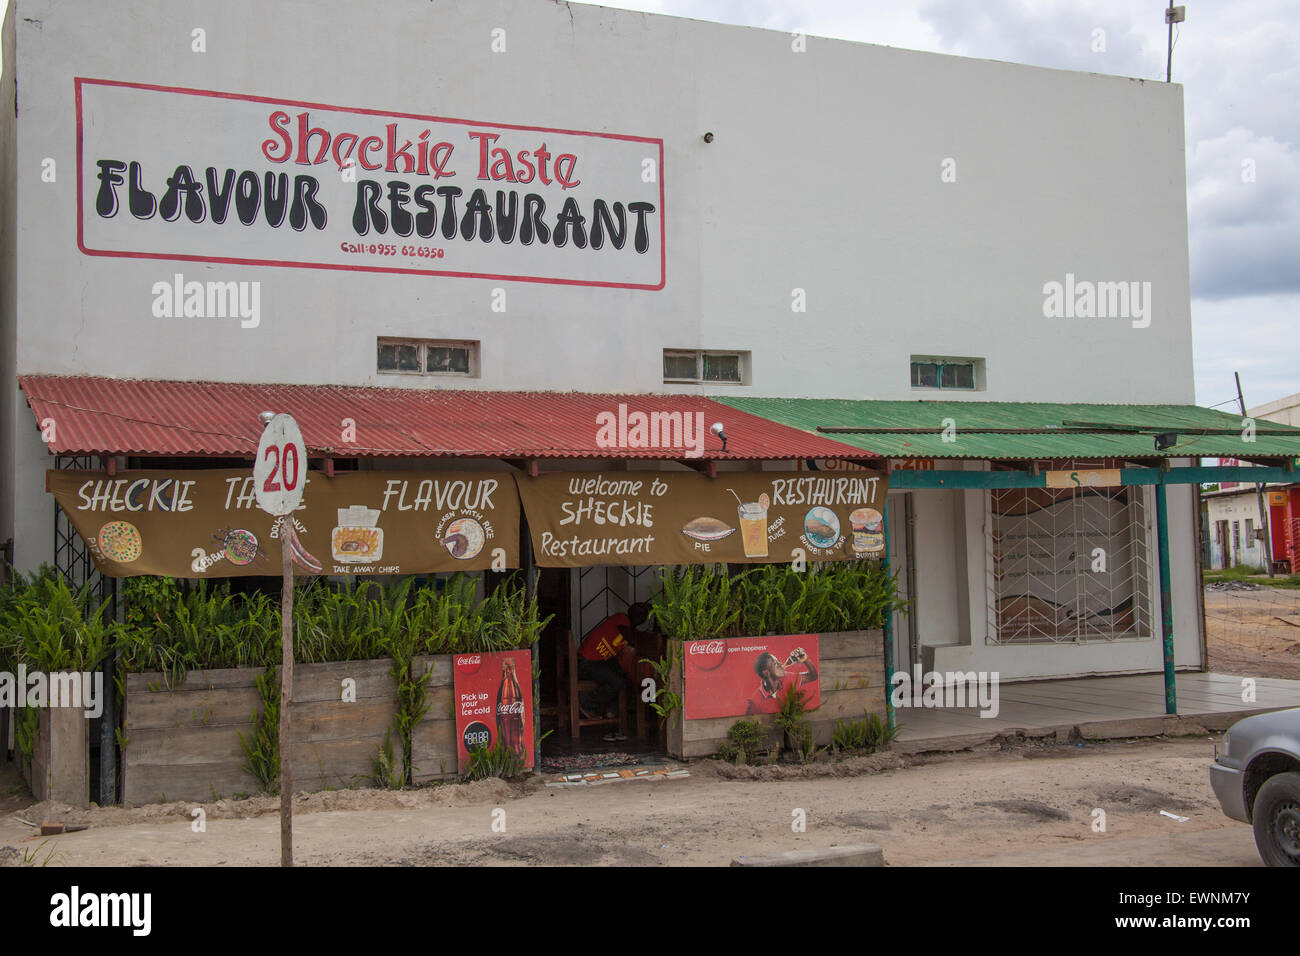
[737,493,770,558]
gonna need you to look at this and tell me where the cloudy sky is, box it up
[579,0,1299,411]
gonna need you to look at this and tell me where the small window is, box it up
[942,364,974,389]
[664,349,748,385]
[1245,518,1255,545]
[702,353,741,383]
[378,342,420,372]
[911,356,982,391]
[911,362,940,388]
[378,338,478,377]
[427,345,471,374]
[663,351,700,382]
[1233,521,1240,550]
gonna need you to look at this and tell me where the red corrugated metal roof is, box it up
[18,375,879,462]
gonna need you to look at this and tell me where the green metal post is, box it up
[881,499,895,732]
[1155,481,1176,714]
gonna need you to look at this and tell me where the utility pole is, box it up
[1235,372,1275,578]
[1166,5,1186,83]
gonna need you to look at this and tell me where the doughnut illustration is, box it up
[98,520,143,563]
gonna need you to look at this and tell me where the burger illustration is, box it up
[849,507,884,556]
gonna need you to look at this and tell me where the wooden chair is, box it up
[555,629,627,746]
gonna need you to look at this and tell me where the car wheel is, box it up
[1252,771,1300,867]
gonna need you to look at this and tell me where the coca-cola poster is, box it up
[683,635,821,721]
[453,650,534,771]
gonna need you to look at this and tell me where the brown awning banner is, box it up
[515,469,889,567]
[48,469,519,578]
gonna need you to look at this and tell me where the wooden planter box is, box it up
[121,655,465,804]
[409,654,459,785]
[665,630,886,759]
[19,706,91,806]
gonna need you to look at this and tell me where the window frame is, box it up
[910,355,983,392]
[377,337,479,378]
[663,348,748,386]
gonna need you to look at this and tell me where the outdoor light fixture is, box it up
[702,132,714,143]
[710,421,728,451]
[258,411,275,426]
[1154,432,1178,451]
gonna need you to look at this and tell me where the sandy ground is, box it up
[1205,585,1300,680]
[0,735,1262,867]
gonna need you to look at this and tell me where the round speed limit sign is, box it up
[254,413,307,516]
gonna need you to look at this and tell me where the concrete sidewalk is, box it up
[893,672,1300,753]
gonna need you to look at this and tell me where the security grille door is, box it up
[988,475,1152,644]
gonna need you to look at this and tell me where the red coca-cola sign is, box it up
[454,649,533,771]
[684,635,820,720]
[686,639,728,670]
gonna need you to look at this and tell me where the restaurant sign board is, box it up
[77,78,665,290]
[47,469,518,577]
[514,470,888,567]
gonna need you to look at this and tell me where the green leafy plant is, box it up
[371,729,403,789]
[650,560,906,641]
[0,574,117,674]
[21,840,56,867]
[716,717,769,764]
[379,623,432,788]
[832,709,899,754]
[649,565,741,640]
[774,682,814,762]
[238,666,281,793]
[462,738,523,782]
[13,707,38,762]
[640,649,684,726]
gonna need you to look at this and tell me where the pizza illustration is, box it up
[98,520,143,563]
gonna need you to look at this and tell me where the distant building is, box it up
[1204,393,1300,571]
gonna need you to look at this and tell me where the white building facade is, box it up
[2,0,1205,682]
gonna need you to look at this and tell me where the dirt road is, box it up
[0,735,1262,867]
[1205,584,1300,680]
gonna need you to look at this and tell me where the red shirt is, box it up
[745,664,814,715]
[578,613,631,662]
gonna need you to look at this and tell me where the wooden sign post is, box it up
[254,413,309,867]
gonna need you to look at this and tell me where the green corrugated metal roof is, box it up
[711,398,1300,461]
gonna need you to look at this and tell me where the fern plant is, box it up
[238,666,281,793]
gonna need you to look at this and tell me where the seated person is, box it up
[577,602,652,733]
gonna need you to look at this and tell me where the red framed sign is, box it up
[683,635,821,720]
[76,78,666,290]
[453,650,534,772]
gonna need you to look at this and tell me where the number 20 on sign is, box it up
[254,413,307,516]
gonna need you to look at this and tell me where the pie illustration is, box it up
[99,520,142,563]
